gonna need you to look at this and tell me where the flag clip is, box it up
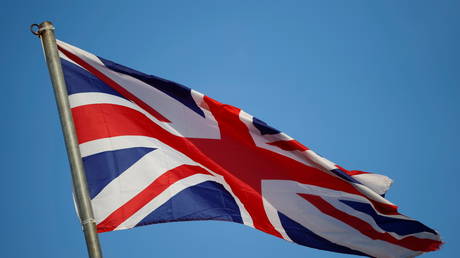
[30,24,40,36]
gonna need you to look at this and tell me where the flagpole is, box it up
[31,21,103,258]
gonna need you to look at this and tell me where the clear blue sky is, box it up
[2,1,458,257]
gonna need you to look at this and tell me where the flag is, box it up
[57,40,441,257]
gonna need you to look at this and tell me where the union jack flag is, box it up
[57,40,441,257]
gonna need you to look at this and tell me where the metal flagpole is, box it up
[31,21,103,258]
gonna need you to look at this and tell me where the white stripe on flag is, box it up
[262,196,292,241]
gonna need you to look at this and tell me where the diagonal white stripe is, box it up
[91,142,197,223]
[79,135,163,158]
[262,196,292,241]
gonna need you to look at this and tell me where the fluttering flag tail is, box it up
[57,40,441,257]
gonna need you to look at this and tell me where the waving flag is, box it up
[57,40,441,257]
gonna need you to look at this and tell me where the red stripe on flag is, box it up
[336,165,369,176]
[367,199,398,215]
[58,45,171,123]
[97,165,212,233]
[347,170,369,176]
[299,194,442,252]
[267,140,309,151]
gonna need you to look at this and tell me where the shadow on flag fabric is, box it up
[57,40,442,257]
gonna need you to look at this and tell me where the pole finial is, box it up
[30,21,55,37]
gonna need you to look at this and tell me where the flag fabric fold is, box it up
[57,40,441,257]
